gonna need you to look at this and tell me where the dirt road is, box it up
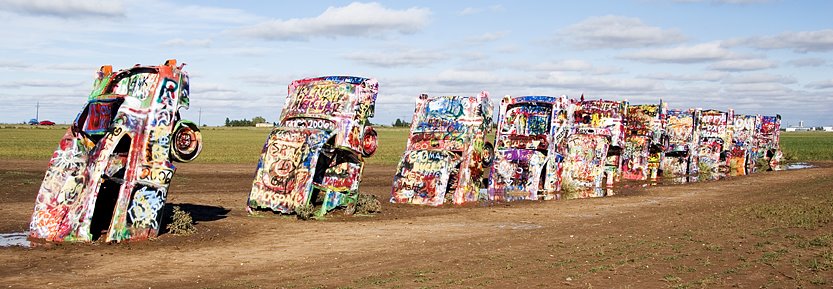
[1,160,831,288]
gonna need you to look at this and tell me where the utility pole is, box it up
[198,107,202,126]
[35,101,39,121]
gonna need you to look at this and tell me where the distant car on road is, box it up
[28,118,38,125]
[38,120,55,126]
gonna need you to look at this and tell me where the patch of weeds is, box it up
[704,243,723,251]
[745,201,833,229]
[809,234,832,247]
[589,264,612,273]
[723,268,737,274]
[167,206,196,236]
[672,265,696,273]
[761,251,782,266]
[810,276,827,285]
[294,203,315,220]
[550,258,576,268]
[662,274,682,283]
[353,193,382,215]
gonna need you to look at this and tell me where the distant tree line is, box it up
[393,118,410,127]
[225,116,266,127]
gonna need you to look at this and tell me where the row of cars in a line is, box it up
[26,62,780,244]
[390,94,782,206]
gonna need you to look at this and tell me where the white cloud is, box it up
[0,79,84,89]
[512,59,622,75]
[806,79,833,89]
[0,0,124,18]
[232,2,431,41]
[787,57,827,67]
[620,42,733,63]
[722,73,796,84]
[161,38,213,48]
[708,58,777,71]
[726,29,833,53]
[459,5,504,15]
[466,31,508,43]
[436,69,500,86]
[0,60,30,69]
[640,71,728,82]
[344,49,447,67]
[560,15,686,48]
[524,72,665,94]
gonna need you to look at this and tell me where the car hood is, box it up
[249,126,333,213]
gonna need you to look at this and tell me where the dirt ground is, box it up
[1,160,832,288]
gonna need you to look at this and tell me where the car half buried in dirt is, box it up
[696,109,732,180]
[390,92,493,206]
[621,101,667,181]
[488,95,573,201]
[248,76,378,216]
[29,59,202,243]
[561,98,626,198]
[661,108,699,182]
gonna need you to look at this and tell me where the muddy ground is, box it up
[1,160,832,288]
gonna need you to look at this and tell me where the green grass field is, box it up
[1,126,831,165]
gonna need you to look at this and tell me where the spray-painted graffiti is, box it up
[489,95,572,201]
[249,76,378,216]
[754,115,783,171]
[697,109,730,180]
[391,92,493,206]
[29,59,202,244]
[622,102,667,181]
[661,109,699,181]
[564,98,626,195]
[728,114,758,175]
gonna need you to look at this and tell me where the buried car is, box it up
[696,109,732,180]
[753,115,783,171]
[488,95,573,201]
[660,108,699,182]
[561,98,626,198]
[391,92,493,206]
[727,113,758,176]
[621,102,667,181]
[248,76,378,216]
[29,59,202,243]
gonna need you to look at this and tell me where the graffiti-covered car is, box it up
[728,113,758,176]
[29,59,202,243]
[249,76,378,216]
[621,102,667,181]
[753,115,782,171]
[661,108,699,181]
[391,92,493,206]
[696,109,732,180]
[561,98,626,197]
[488,95,572,201]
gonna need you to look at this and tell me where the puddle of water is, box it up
[0,232,31,248]
[785,162,814,170]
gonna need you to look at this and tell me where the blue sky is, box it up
[1,0,831,127]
